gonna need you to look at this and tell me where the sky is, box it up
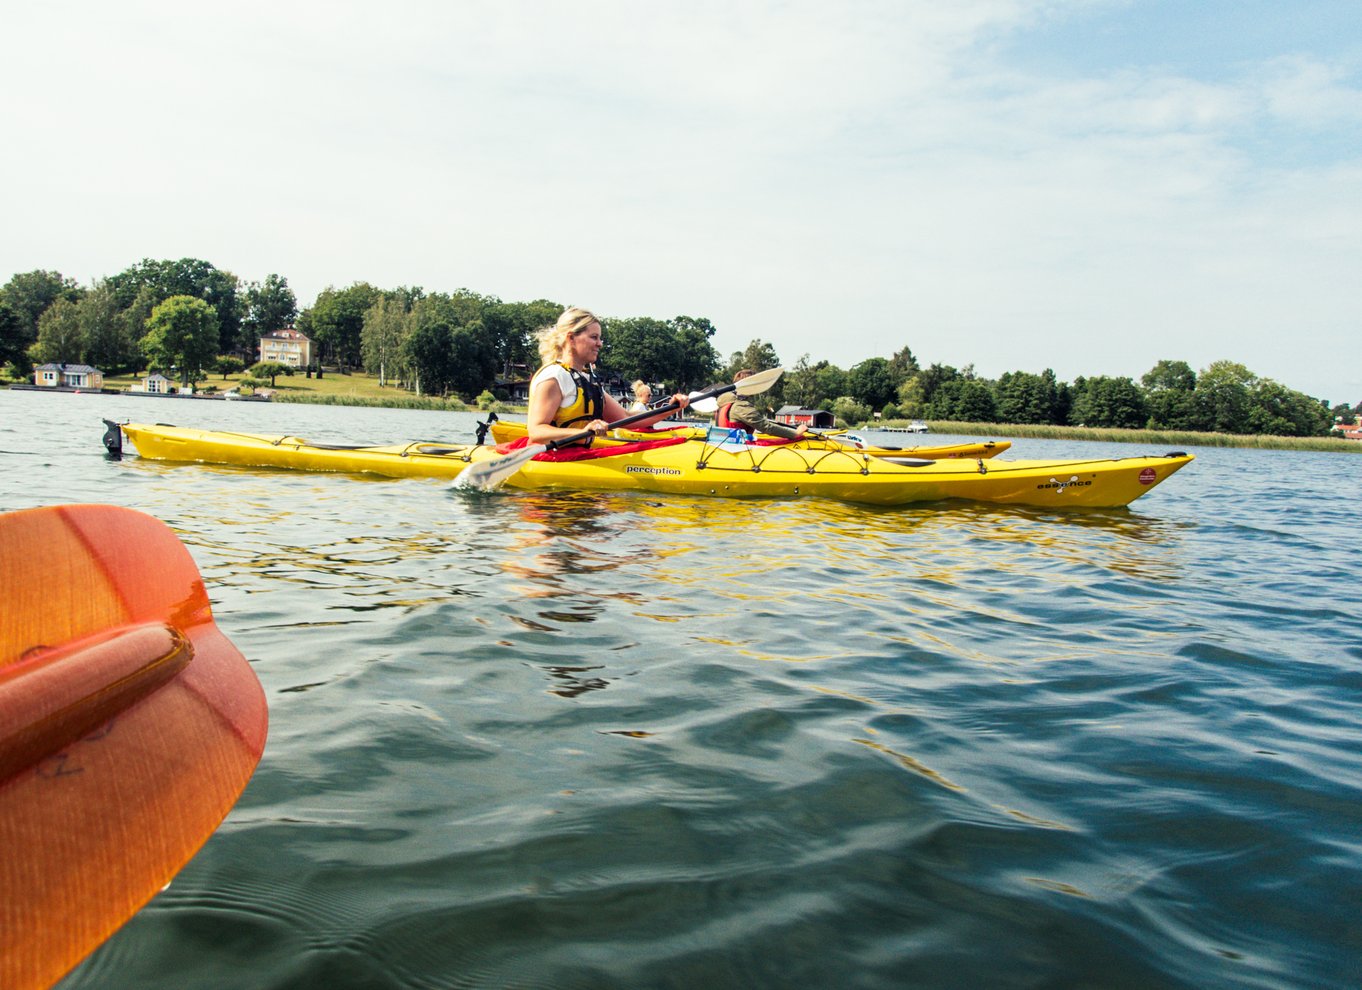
[4,0,1360,402]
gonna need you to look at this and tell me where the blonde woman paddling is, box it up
[628,380,653,412]
[527,308,688,446]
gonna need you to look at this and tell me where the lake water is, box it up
[3,388,1359,990]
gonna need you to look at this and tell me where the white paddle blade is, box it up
[687,394,718,414]
[733,366,783,395]
[455,444,545,490]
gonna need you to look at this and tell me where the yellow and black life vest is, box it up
[542,363,605,429]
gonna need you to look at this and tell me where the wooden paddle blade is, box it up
[0,504,268,990]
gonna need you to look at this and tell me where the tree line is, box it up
[2,259,1353,437]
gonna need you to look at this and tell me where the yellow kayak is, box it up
[483,416,1011,460]
[112,422,1193,508]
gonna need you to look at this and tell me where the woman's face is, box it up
[568,322,602,367]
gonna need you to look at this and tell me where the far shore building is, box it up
[775,405,836,429]
[34,363,104,389]
[259,327,314,368]
[128,373,174,394]
[1333,415,1362,441]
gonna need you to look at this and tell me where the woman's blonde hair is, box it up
[537,307,600,366]
[631,379,651,398]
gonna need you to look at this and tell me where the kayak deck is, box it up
[484,417,1011,459]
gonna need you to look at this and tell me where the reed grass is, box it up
[273,392,472,411]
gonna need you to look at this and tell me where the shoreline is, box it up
[9,381,1358,453]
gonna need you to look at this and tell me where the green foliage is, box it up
[723,339,781,381]
[1069,376,1148,429]
[927,378,998,422]
[361,295,412,386]
[848,357,898,411]
[913,364,961,411]
[107,258,241,356]
[29,298,83,365]
[1,270,82,373]
[5,260,1349,440]
[214,355,246,378]
[994,369,1060,424]
[250,361,293,386]
[242,274,298,349]
[830,395,871,426]
[79,281,141,373]
[889,345,920,381]
[142,295,219,386]
[598,314,719,392]
[1191,360,1254,434]
[1142,359,1200,430]
[301,282,381,370]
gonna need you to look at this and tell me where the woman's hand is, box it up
[670,393,690,410]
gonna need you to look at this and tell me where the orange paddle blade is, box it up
[0,504,268,990]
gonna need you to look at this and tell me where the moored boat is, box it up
[109,421,1193,508]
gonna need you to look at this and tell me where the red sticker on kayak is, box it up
[1138,467,1157,485]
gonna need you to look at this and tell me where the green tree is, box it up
[119,286,160,372]
[830,396,871,426]
[1245,379,1331,437]
[912,364,961,411]
[1193,361,1254,433]
[666,315,722,392]
[848,357,898,411]
[214,355,246,379]
[600,316,679,384]
[492,298,561,374]
[597,314,719,392]
[1069,376,1148,428]
[927,379,998,422]
[361,295,412,386]
[141,296,219,386]
[889,345,920,383]
[1141,359,1200,430]
[1,270,82,374]
[994,369,1060,424]
[896,375,926,417]
[241,274,298,352]
[783,355,825,408]
[0,300,19,375]
[724,339,780,380]
[249,361,293,387]
[108,258,241,356]
[79,281,141,373]
[401,320,454,397]
[400,294,497,398]
[29,297,84,366]
[300,282,380,370]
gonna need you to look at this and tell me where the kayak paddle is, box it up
[457,366,784,490]
[0,504,268,990]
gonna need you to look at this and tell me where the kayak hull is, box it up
[117,423,1192,508]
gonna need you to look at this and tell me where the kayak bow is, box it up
[0,504,267,990]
